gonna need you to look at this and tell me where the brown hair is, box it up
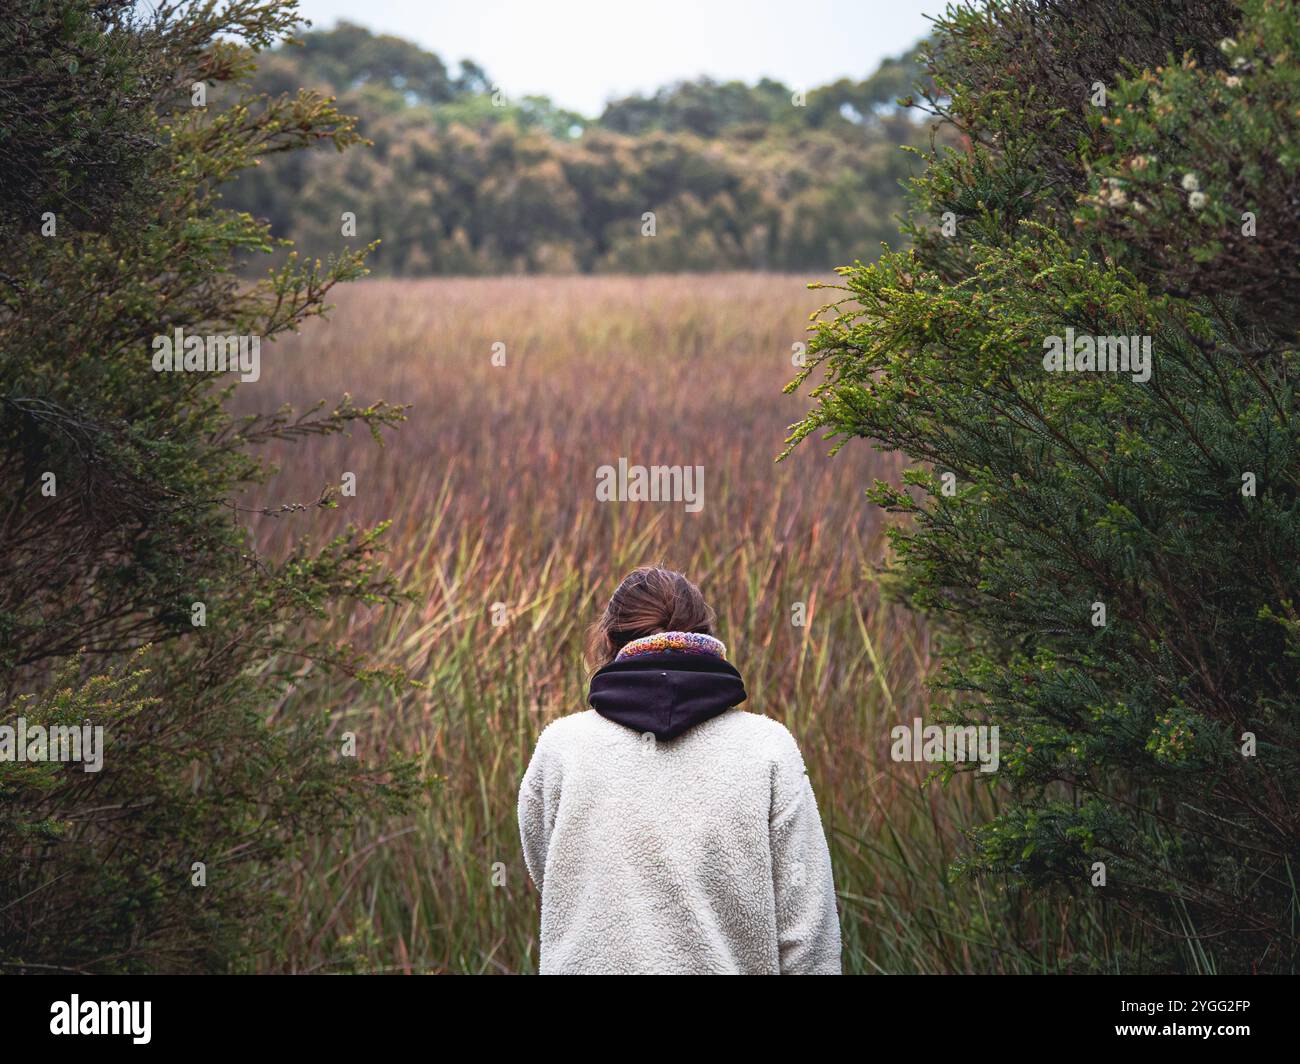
[586,565,716,668]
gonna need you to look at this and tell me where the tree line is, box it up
[222,22,932,275]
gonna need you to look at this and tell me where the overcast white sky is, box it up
[288,0,943,116]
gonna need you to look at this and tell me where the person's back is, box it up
[517,567,842,975]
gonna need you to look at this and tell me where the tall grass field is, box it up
[239,273,1118,974]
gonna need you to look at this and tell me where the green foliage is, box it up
[220,23,934,275]
[599,53,921,137]
[0,0,417,972]
[787,0,1300,972]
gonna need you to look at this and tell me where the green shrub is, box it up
[0,0,416,973]
[787,0,1299,973]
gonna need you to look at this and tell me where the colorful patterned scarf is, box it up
[614,630,728,662]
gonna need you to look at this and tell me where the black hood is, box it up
[588,652,747,741]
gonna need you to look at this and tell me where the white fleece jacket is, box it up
[518,707,842,974]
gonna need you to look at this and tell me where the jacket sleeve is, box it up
[518,729,554,892]
[770,741,842,974]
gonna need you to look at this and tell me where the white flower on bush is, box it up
[1181,172,1200,192]
[1097,176,1128,208]
[1188,190,1208,210]
[1225,76,1241,88]
[1219,37,1236,53]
